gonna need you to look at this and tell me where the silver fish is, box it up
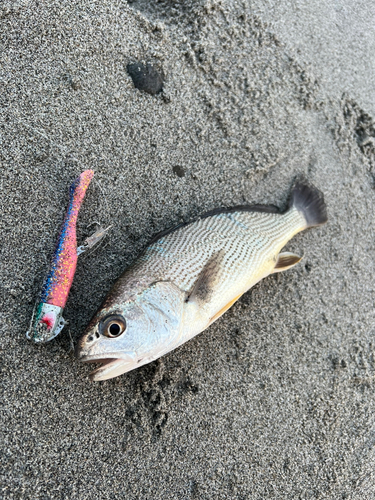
[77,181,327,381]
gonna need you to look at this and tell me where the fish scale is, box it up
[134,207,305,294]
[77,181,328,381]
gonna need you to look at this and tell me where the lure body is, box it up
[27,170,94,343]
[77,181,327,381]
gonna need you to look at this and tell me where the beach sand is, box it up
[1,1,375,498]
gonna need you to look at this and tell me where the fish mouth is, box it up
[80,353,136,381]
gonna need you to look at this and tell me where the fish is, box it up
[26,170,110,343]
[76,180,327,381]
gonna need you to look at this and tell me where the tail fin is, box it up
[290,181,328,228]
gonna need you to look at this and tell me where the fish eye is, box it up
[99,314,126,338]
[109,323,121,336]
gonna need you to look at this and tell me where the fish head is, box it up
[76,281,185,381]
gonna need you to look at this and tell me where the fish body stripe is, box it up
[123,207,305,307]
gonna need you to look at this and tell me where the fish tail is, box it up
[289,180,328,229]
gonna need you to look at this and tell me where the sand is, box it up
[1,0,375,498]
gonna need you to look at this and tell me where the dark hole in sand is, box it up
[173,165,185,177]
[127,62,164,95]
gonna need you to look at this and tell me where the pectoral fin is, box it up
[186,250,225,304]
[273,252,302,273]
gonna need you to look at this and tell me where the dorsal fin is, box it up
[148,222,188,245]
[149,204,282,245]
[200,204,281,218]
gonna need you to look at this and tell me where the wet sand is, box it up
[2,1,375,498]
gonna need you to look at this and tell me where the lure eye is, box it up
[99,315,126,338]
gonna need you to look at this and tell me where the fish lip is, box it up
[89,357,135,382]
[78,349,137,363]
[78,353,121,363]
[78,352,137,381]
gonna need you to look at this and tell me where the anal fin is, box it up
[273,252,302,273]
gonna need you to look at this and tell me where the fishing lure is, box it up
[77,180,327,381]
[26,170,109,343]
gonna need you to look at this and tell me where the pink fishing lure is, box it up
[27,170,94,343]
